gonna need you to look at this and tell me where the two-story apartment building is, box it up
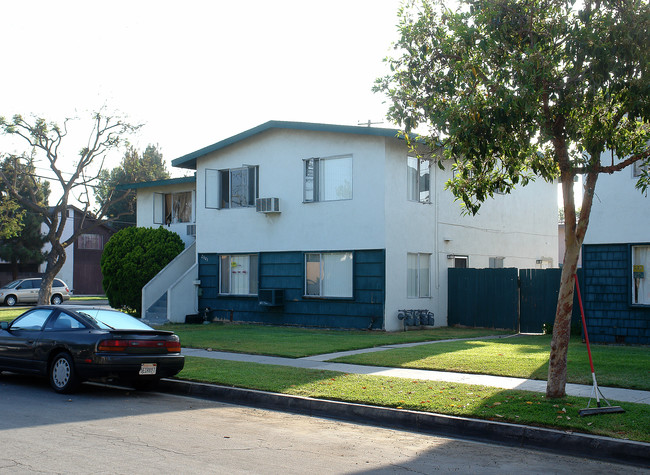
[581,156,649,344]
[132,121,557,331]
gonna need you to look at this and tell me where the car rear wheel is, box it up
[51,294,63,305]
[49,353,79,394]
[4,295,17,307]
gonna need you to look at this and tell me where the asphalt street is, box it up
[1,375,647,475]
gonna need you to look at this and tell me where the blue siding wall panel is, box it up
[582,244,650,344]
[198,249,385,329]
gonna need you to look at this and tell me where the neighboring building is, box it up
[133,121,557,330]
[581,156,649,344]
[0,206,115,295]
[130,176,197,248]
[41,206,116,295]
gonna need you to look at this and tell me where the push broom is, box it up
[574,274,625,416]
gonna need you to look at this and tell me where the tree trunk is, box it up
[39,243,66,305]
[546,168,598,398]
[546,244,579,398]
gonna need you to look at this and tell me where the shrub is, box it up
[101,226,185,315]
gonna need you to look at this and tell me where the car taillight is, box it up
[98,339,181,353]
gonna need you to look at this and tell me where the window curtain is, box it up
[633,246,649,305]
[419,159,430,203]
[407,253,418,297]
[322,252,353,297]
[419,254,431,298]
[407,157,418,202]
[305,253,321,296]
[173,192,192,223]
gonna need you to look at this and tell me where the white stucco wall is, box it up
[583,155,649,244]
[136,182,197,248]
[195,129,387,254]
[382,141,558,330]
[40,208,75,290]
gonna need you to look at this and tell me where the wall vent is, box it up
[187,224,196,236]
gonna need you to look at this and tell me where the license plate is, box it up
[139,363,157,375]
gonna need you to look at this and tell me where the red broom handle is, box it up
[574,273,595,374]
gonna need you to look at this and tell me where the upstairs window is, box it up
[304,155,352,202]
[154,191,194,224]
[407,253,431,298]
[305,252,353,298]
[205,166,258,209]
[407,156,430,203]
[633,160,648,178]
[78,234,103,250]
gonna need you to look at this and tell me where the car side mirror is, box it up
[1,322,8,330]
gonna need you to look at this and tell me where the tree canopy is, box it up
[376,0,650,397]
[0,111,139,303]
[95,144,170,229]
[0,155,49,279]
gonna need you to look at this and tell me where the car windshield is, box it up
[2,280,22,289]
[76,309,153,331]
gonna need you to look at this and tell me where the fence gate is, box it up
[449,268,582,332]
[448,268,519,330]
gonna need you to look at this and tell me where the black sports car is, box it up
[0,305,184,393]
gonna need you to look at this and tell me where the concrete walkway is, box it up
[182,338,650,405]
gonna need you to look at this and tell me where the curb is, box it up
[159,379,650,468]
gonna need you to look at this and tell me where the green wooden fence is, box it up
[448,268,582,332]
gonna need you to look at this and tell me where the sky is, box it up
[1,0,405,182]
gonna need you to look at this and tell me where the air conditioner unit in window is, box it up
[258,289,284,306]
[256,197,280,213]
[187,224,196,236]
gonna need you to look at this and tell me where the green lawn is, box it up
[0,308,28,322]
[332,335,650,391]
[166,323,513,358]
[179,357,650,443]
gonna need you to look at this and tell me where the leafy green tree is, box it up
[0,112,139,304]
[0,155,49,279]
[376,0,650,398]
[95,144,170,229]
[0,195,24,240]
[101,226,184,315]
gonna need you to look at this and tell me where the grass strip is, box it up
[332,335,650,391]
[0,308,28,322]
[178,356,650,443]
[166,323,512,358]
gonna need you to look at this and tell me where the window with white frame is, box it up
[407,253,431,298]
[78,234,103,250]
[220,254,258,295]
[154,191,193,224]
[632,245,649,305]
[305,252,353,297]
[407,156,430,203]
[454,256,469,268]
[633,160,648,178]
[205,166,258,209]
[489,257,505,268]
[304,155,352,202]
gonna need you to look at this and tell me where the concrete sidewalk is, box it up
[182,340,650,405]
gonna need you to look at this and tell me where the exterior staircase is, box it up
[142,241,198,323]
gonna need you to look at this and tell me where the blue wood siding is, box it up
[582,244,650,344]
[198,250,385,329]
